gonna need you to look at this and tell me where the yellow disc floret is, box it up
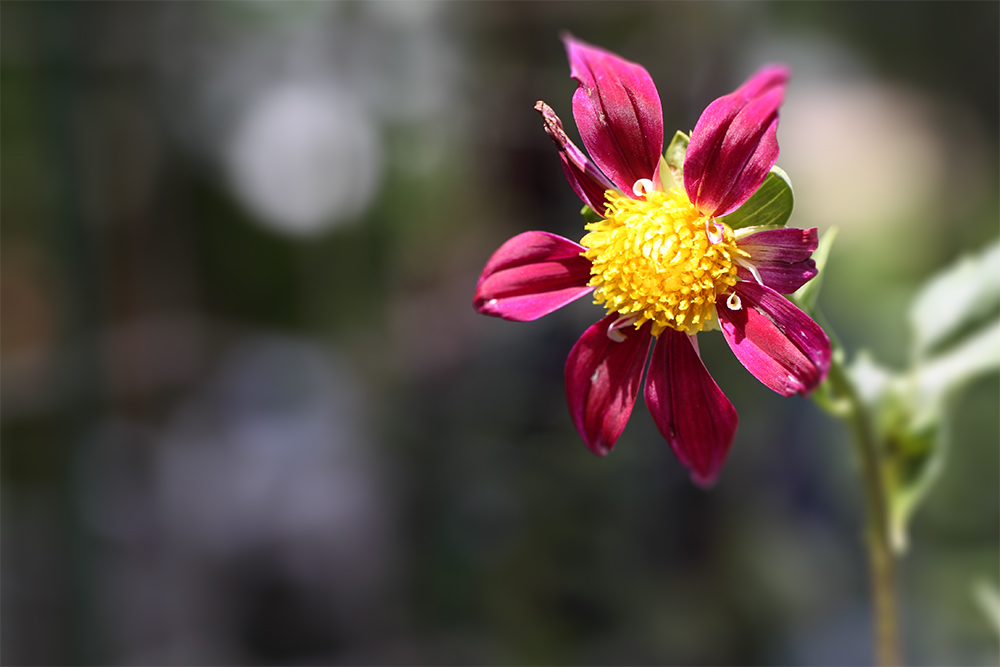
[581,187,747,336]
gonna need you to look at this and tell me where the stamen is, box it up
[726,293,742,310]
[582,188,746,336]
[735,257,763,285]
[607,313,640,342]
[632,179,655,198]
[706,219,726,245]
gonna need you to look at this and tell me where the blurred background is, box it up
[2,2,997,665]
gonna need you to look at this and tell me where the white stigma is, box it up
[706,219,726,245]
[726,293,742,310]
[735,257,763,285]
[607,313,640,342]
[632,178,655,197]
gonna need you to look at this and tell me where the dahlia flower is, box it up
[474,36,831,485]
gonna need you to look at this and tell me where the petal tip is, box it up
[565,315,653,458]
[586,439,613,457]
[644,330,738,488]
[684,63,791,217]
[560,36,664,193]
[690,468,720,489]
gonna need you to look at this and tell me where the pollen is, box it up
[581,187,747,336]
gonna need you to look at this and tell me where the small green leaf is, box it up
[664,131,689,183]
[581,205,603,224]
[721,166,794,230]
[910,238,1000,359]
[791,226,838,314]
[883,413,944,554]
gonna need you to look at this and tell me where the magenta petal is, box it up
[684,65,790,217]
[737,227,818,294]
[564,35,663,194]
[644,330,738,486]
[565,315,652,456]
[717,281,831,397]
[474,231,594,321]
[535,101,617,212]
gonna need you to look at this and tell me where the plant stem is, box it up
[827,358,902,667]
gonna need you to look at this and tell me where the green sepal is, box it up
[790,226,838,314]
[581,205,604,224]
[721,166,794,231]
[664,131,689,183]
[809,376,851,418]
[658,155,677,191]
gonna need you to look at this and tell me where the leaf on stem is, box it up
[910,239,1000,359]
[723,166,794,231]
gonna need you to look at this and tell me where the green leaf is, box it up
[721,166,794,230]
[664,131,689,183]
[883,412,944,554]
[881,316,1000,553]
[790,226,838,314]
[581,205,603,224]
[910,238,1000,359]
[911,318,1000,429]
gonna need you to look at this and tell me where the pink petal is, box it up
[684,65,790,217]
[474,231,594,321]
[535,101,617,212]
[717,281,831,397]
[737,227,818,294]
[565,314,652,456]
[644,330,739,486]
[564,35,663,194]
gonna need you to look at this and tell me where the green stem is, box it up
[827,358,902,667]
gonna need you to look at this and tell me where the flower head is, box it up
[474,36,831,485]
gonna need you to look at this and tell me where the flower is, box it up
[474,36,831,485]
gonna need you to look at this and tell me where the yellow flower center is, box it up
[581,187,747,336]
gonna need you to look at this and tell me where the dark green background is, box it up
[2,2,997,665]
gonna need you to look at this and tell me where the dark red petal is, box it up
[535,101,617,212]
[684,65,789,217]
[565,315,652,456]
[644,330,738,486]
[474,231,593,321]
[717,281,831,396]
[564,34,663,194]
[737,227,818,294]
